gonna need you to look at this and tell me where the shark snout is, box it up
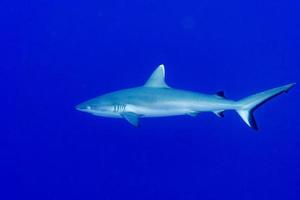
[75,103,91,112]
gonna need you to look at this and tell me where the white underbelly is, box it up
[126,104,191,117]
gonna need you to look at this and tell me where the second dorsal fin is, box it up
[216,91,225,98]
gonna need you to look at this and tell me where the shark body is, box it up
[76,64,295,129]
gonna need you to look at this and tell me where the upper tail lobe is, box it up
[235,83,295,130]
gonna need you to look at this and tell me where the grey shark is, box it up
[76,64,295,129]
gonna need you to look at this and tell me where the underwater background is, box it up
[1,0,300,199]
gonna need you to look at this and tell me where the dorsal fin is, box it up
[144,64,169,88]
[216,91,225,98]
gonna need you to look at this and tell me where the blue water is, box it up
[1,0,300,199]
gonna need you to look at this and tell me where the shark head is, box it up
[75,94,119,117]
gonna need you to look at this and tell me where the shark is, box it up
[76,64,295,130]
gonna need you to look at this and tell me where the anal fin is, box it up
[213,110,224,118]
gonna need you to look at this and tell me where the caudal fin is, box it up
[236,83,295,130]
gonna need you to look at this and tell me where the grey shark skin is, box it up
[76,64,295,130]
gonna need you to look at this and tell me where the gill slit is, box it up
[114,104,126,113]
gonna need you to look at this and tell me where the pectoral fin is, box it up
[121,112,139,127]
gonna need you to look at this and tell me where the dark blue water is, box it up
[1,0,300,199]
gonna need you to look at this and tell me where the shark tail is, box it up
[235,83,295,130]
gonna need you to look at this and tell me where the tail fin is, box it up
[236,83,295,130]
